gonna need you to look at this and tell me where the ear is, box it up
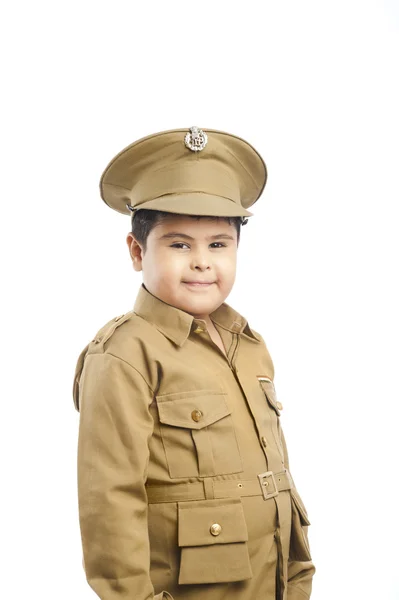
[126,232,143,272]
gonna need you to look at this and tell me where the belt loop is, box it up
[202,477,215,499]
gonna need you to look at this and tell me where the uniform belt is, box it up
[146,469,293,503]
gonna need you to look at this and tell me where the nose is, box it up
[190,248,211,271]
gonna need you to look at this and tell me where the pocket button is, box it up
[210,523,222,536]
[191,409,203,422]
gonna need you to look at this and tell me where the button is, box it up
[193,320,207,334]
[114,314,124,321]
[191,409,203,422]
[261,436,267,447]
[210,523,222,536]
[276,401,283,410]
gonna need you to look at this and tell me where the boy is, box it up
[72,126,316,600]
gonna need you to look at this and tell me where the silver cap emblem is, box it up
[184,126,208,152]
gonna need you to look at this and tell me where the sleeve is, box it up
[278,423,316,600]
[76,352,175,600]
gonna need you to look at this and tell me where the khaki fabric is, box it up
[99,126,267,217]
[73,283,316,600]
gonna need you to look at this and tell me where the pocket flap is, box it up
[156,391,231,430]
[258,378,281,416]
[178,498,249,546]
[291,487,311,526]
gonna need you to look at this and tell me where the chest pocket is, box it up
[258,377,282,416]
[156,389,243,479]
[257,376,285,463]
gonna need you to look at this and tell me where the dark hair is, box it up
[130,209,247,253]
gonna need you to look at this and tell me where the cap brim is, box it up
[128,193,254,217]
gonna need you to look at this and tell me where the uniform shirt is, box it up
[73,282,316,600]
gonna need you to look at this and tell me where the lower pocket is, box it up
[177,497,253,584]
[289,487,312,561]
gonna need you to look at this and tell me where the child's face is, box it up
[126,214,238,319]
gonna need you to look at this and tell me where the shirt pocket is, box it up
[257,377,285,462]
[258,376,282,416]
[177,497,253,584]
[289,486,312,561]
[156,389,243,479]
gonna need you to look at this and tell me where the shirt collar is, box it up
[133,283,262,347]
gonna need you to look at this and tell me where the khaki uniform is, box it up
[73,282,316,600]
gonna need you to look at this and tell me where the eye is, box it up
[170,242,227,249]
[170,243,189,249]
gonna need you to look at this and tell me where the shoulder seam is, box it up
[106,351,155,395]
[95,310,135,345]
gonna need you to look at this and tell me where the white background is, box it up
[1,1,398,599]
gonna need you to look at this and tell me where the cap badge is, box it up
[184,126,208,152]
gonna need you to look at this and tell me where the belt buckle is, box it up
[258,470,279,500]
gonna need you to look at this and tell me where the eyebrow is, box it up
[158,232,235,241]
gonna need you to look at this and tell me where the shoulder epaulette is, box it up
[72,310,135,412]
[91,310,135,348]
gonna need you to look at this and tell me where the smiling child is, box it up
[72,126,316,600]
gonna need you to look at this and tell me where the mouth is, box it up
[183,281,215,287]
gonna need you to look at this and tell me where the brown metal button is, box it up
[210,523,222,536]
[191,409,203,422]
[261,436,267,447]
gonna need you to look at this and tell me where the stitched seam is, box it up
[290,586,310,600]
[106,352,155,395]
